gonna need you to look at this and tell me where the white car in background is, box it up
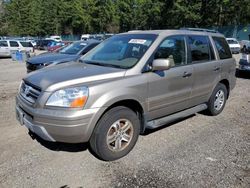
[226,38,241,54]
[0,40,34,57]
[81,34,93,41]
[46,35,62,42]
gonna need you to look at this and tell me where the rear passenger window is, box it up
[188,36,209,62]
[212,37,232,59]
[155,35,186,67]
[9,41,19,47]
[0,41,8,47]
[20,42,33,47]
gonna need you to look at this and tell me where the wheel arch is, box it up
[219,79,230,98]
[95,99,146,135]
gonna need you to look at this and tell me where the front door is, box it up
[147,35,194,120]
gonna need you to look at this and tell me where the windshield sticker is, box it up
[128,39,147,44]
[80,43,87,46]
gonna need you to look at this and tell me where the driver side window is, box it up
[155,36,186,67]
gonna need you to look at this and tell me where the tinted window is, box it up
[20,42,33,47]
[81,43,99,54]
[155,35,186,67]
[213,37,232,59]
[0,41,8,47]
[226,39,238,44]
[9,41,19,47]
[188,36,209,62]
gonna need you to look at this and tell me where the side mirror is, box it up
[152,59,171,71]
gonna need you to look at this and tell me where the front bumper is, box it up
[16,95,105,143]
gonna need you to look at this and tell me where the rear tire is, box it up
[89,106,140,161]
[206,83,227,116]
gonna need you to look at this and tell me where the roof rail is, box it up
[128,30,142,32]
[180,28,219,33]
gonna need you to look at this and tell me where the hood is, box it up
[27,53,79,64]
[24,62,126,91]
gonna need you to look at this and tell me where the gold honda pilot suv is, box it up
[16,29,236,161]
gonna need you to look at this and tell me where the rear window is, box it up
[226,39,239,44]
[0,41,8,47]
[9,41,19,47]
[20,42,33,47]
[213,37,232,59]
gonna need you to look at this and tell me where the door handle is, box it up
[183,72,192,78]
[213,67,220,71]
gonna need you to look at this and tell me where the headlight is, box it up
[18,80,24,93]
[46,86,88,108]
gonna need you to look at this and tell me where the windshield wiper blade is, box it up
[84,60,126,69]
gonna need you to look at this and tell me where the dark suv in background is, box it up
[26,40,100,72]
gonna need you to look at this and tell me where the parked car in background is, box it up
[47,41,72,52]
[240,40,250,52]
[81,34,114,41]
[81,34,93,41]
[35,39,56,50]
[47,43,64,52]
[16,29,236,161]
[239,53,250,73]
[46,35,62,42]
[0,40,34,57]
[26,39,100,72]
[226,38,240,54]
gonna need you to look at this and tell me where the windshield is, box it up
[59,42,87,54]
[82,34,157,69]
[227,40,239,44]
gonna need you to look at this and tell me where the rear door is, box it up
[20,41,33,53]
[9,41,20,51]
[188,35,221,106]
[147,35,194,120]
[0,41,10,56]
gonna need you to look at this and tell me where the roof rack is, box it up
[180,28,219,33]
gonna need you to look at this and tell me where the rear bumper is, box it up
[16,95,105,143]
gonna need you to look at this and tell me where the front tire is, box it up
[207,83,227,116]
[89,106,140,161]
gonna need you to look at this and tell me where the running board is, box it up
[146,104,207,129]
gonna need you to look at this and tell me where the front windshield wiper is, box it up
[83,60,127,69]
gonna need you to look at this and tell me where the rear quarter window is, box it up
[212,37,232,59]
[9,41,19,47]
[188,35,210,62]
[20,42,33,47]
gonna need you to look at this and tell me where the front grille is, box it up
[20,82,41,104]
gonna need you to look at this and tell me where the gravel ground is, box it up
[0,54,249,188]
